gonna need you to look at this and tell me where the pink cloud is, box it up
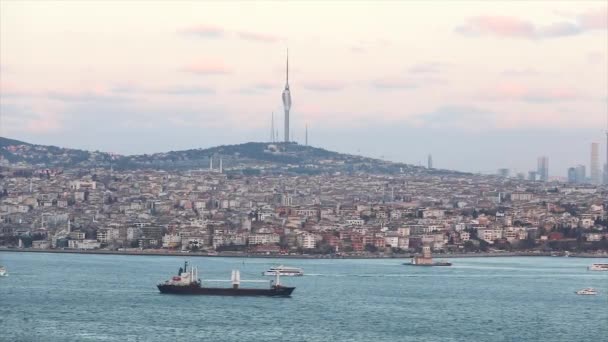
[181,61,231,75]
[586,51,606,64]
[178,25,225,38]
[481,83,581,102]
[578,6,608,30]
[456,16,535,38]
[236,31,282,43]
[457,7,607,40]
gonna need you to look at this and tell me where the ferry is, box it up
[263,265,304,276]
[587,263,608,271]
[157,262,295,297]
[575,288,598,295]
[0,266,6,277]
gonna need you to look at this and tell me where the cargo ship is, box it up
[403,245,452,267]
[157,262,295,296]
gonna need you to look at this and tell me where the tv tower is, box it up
[282,48,292,142]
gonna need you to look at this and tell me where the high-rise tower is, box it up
[605,112,608,184]
[590,142,600,184]
[537,156,549,182]
[282,49,292,143]
[427,154,433,169]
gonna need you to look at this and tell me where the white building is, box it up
[68,239,101,250]
[248,233,281,245]
[297,233,317,249]
[162,234,182,248]
[97,228,119,243]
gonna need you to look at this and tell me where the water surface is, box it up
[1,253,607,342]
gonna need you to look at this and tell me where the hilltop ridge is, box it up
[0,136,466,176]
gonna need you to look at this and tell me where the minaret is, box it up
[305,124,308,146]
[282,48,292,143]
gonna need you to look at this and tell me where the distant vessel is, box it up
[263,265,304,276]
[404,245,452,267]
[157,262,295,296]
[0,266,6,277]
[588,263,608,271]
[575,288,598,295]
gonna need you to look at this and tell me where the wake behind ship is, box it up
[157,262,295,297]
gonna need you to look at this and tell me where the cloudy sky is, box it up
[1,1,607,176]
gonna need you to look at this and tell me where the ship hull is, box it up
[157,284,295,296]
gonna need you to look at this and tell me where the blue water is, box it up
[1,253,607,342]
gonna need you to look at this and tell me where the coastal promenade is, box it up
[2,247,606,259]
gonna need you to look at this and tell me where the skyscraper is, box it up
[575,165,586,183]
[605,118,608,184]
[537,156,549,182]
[427,154,433,169]
[567,167,577,183]
[590,142,600,184]
[282,49,292,143]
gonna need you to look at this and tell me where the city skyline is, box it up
[0,1,607,174]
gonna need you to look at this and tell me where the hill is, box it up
[0,137,465,176]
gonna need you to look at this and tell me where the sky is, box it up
[1,1,607,176]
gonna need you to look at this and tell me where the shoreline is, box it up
[1,248,607,259]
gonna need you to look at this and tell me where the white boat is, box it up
[263,265,304,277]
[588,263,608,271]
[0,266,6,277]
[575,288,598,295]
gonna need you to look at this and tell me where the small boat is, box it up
[588,263,608,271]
[0,266,6,277]
[263,265,304,276]
[575,288,598,295]
[157,262,295,296]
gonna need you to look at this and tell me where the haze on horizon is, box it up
[0,1,607,176]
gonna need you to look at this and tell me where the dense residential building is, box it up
[0,160,606,255]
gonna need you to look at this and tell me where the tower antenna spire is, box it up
[271,112,275,142]
[282,47,292,142]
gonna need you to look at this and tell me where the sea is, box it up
[1,252,607,342]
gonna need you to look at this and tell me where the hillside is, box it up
[0,137,465,176]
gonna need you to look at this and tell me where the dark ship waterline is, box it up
[157,262,295,297]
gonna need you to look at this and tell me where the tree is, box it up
[464,241,479,252]
[479,239,490,252]
[364,244,378,253]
